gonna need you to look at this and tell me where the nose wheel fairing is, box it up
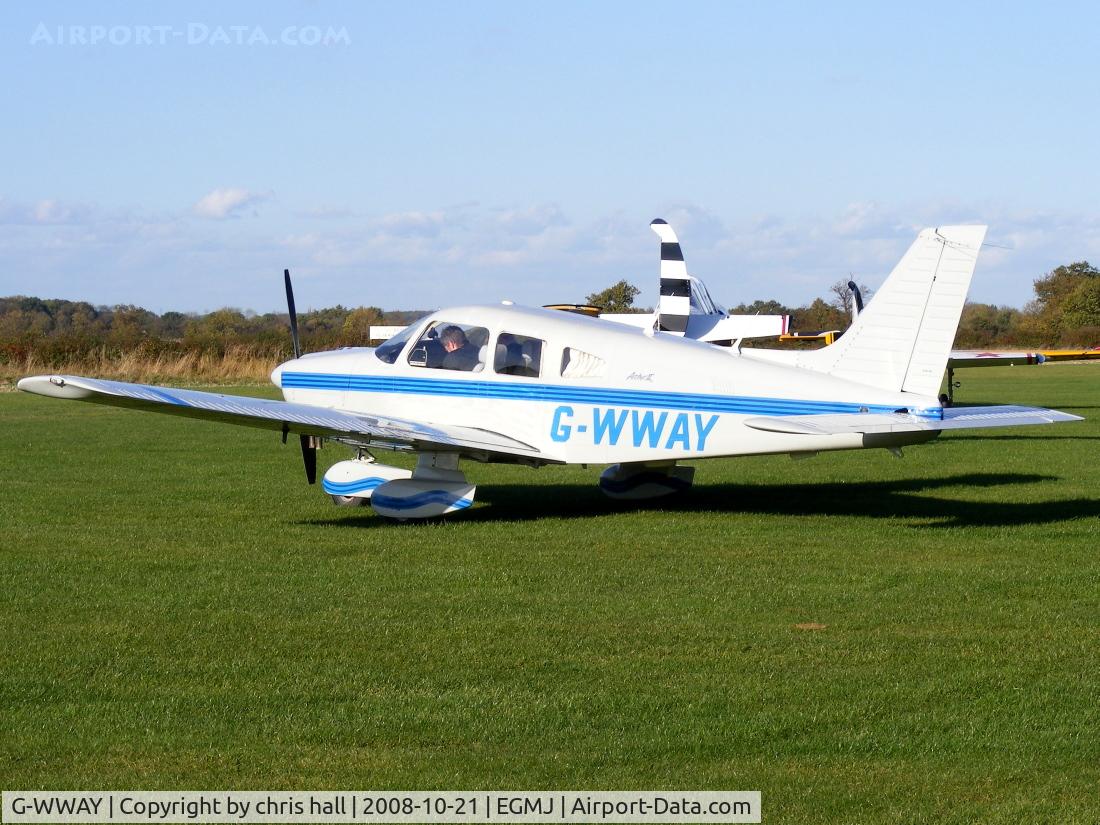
[330,452,475,519]
[322,458,412,505]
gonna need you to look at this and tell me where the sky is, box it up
[2,1,1099,313]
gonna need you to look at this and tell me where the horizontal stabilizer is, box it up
[744,405,1082,436]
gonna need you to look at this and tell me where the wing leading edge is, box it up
[17,375,542,460]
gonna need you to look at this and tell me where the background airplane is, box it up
[600,223,1099,404]
[595,220,790,344]
[370,220,790,346]
[19,222,1081,519]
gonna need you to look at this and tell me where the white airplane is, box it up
[18,222,1082,519]
[595,219,789,343]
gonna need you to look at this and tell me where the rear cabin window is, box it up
[407,322,489,372]
[560,347,606,379]
[494,333,544,378]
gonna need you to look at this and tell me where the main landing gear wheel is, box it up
[330,494,369,507]
[599,462,696,500]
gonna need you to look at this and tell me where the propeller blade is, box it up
[284,268,301,359]
[284,270,313,484]
[300,434,317,485]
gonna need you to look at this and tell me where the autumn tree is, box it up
[106,305,157,350]
[1026,261,1100,345]
[1060,277,1100,345]
[729,299,794,316]
[586,280,642,313]
[792,298,847,333]
[955,303,1025,348]
[341,306,385,345]
[828,278,875,319]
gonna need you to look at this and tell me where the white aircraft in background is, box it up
[19,221,1081,519]
[586,220,1095,405]
[381,220,789,345]
[595,219,789,344]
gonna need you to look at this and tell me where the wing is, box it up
[687,313,789,343]
[949,347,1100,367]
[948,350,1046,368]
[598,312,656,329]
[17,375,542,460]
[744,405,1083,436]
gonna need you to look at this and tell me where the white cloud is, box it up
[193,188,271,220]
[0,197,95,225]
[494,203,567,236]
[379,210,446,238]
[294,205,354,220]
[659,203,726,247]
[832,201,905,238]
[5,195,1100,312]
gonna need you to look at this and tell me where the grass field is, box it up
[1,365,1098,823]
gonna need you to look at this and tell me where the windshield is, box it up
[688,278,720,315]
[373,317,427,364]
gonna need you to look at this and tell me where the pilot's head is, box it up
[440,325,467,352]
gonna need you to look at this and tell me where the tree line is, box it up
[0,299,428,366]
[589,261,1100,349]
[1,260,1097,375]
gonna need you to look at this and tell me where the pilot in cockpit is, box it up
[440,325,480,371]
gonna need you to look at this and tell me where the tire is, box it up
[330,494,368,507]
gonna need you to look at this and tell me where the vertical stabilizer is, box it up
[799,225,987,397]
[651,219,690,335]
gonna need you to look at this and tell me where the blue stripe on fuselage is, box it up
[281,371,942,420]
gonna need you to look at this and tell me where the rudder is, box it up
[798,225,987,396]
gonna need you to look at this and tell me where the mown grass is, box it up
[1,365,1097,823]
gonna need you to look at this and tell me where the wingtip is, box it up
[16,374,96,400]
[16,375,51,394]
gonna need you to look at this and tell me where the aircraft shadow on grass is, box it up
[302,471,1100,530]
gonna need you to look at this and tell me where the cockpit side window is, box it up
[560,347,606,379]
[407,321,489,372]
[494,332,543,378]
